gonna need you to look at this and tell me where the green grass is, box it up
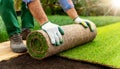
[48,16,120,27]
[27,31,49,59]
[59,22,120,68]
[0,16,120,42]
[0,17,8,42]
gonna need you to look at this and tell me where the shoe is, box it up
[10,34,27,53]
[21,28,31,40]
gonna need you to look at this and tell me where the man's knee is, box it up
[59,0,74,11]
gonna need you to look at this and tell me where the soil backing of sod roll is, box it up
[59,22,120,68]
[27,23,97,59]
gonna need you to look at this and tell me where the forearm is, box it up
[66,8,78,20]
[23,0,48,25]
[59,0,78,20]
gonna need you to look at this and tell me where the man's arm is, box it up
[23,0,64,46]
[59,0,95,32]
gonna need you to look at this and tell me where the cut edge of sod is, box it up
[60,55,117,69]
[26,31,49,59]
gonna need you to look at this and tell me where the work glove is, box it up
[42,22,64,46]
[74,17,95,32]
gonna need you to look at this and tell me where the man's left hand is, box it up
[74,17,95,32]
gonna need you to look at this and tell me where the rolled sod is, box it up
[59,22,120,68]
[26,23,97,59]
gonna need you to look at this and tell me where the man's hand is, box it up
[42,22,64,46]
[74,17,95,32]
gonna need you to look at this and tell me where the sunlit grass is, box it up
[59,22,120,68]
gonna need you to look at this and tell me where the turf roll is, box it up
[26,23,97,59]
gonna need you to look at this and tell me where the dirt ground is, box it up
[0,54,111,69]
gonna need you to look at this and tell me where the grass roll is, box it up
[27,23,97,59]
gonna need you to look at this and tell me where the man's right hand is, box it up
[42,22,64,46]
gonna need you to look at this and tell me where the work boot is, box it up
[21,28,31,40]
[10,34,27,53]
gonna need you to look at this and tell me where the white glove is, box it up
[42,22,64,46]
[74,17,95,32]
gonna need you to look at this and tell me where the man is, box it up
[0,0,94,53]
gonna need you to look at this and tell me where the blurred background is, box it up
[14,0,120,16]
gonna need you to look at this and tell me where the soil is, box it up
[0,54,111,69]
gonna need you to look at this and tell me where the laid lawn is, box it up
[59,22,120,68]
